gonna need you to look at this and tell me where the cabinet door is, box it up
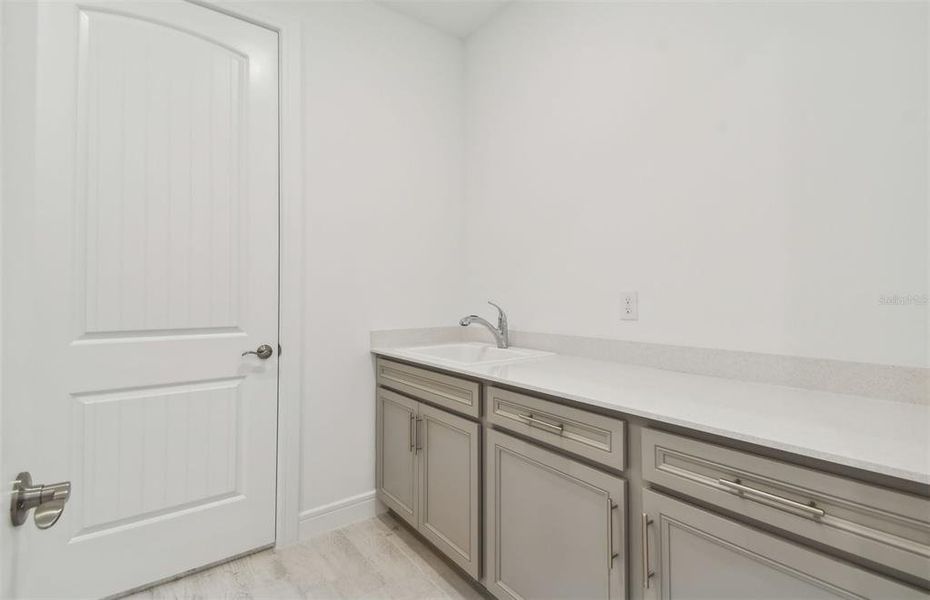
[418,403,481,578]
[486,429,626,600]
[376,388,418,528]
[641,489,928,600]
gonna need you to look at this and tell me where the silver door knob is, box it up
[242,344,274,359]
[10,471,71,529]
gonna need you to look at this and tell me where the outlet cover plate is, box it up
[621,292,638,321]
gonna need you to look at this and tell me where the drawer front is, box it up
[642,428,930,583]
[486,386,625,471]
[377,358,480,419]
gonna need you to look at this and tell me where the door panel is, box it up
[418,403,481,578]
[377,389,419,527]
[78,8,247,336]
[485,429,626,600]
[2,2,279,597]
[641,489,928,600]
[74,380,241,532]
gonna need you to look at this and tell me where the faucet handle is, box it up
[487,301,507,326]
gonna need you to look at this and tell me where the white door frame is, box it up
[189,0,305,548]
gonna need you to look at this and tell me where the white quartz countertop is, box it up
[372,346,930,486]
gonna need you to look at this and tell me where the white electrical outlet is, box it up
[621,292,638,321]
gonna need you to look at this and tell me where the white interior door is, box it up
[2,1,279,597]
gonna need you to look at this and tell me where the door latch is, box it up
[10,471,71,529]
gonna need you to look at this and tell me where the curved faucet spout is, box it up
[458,302,509,348]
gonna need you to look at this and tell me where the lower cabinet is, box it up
[376,388,481,578]
[640,489,928,600]
[485,429,626,600]
[375,361,927,600]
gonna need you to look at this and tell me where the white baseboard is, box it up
[298,490,386,541]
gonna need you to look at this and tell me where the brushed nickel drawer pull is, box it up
[415,417,423,453]
[408,413,415,452]
[718,478,826,519]
[607,500,619,570]
[522,413,564,434]
[641,513,655,588]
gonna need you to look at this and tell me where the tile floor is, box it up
[124,513,489,600]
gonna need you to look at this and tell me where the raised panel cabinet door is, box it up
[640,489,929,600]
[418,403,481,579]
[485,429,626,600]
[377,389,419,528]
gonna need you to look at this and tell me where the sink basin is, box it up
[404,343,552,366]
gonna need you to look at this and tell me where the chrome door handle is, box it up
[242,344,274,359]
[10,472,71,530]
[717,478,826,519]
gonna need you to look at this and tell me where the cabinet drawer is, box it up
[642,428,930,583]
[486,386,625,471]
[377,358,480,418]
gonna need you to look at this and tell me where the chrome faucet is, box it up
[459,301,509,349]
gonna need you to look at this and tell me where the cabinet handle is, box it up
[717,478,825,519]
[641,513,655,589]
[409,414,415,452]
[522,413,564,434]
[415,417,423,453]
[607,499,618,570]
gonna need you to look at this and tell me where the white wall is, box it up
[465,2,928,368]
[294,2,466,514]
[0,1,35,593]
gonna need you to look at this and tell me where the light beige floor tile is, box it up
[126,514,486,600]
[373,516,487,600]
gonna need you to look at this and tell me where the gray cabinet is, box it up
[640,489,928,600]
[486,385,626,471]
[375,355,927,600]
[376,387,481,578]
[377,358,481,418]
[485,429,626,600]
[376,388,418,528]
[641,428,930,584]
[418,403,481,578]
